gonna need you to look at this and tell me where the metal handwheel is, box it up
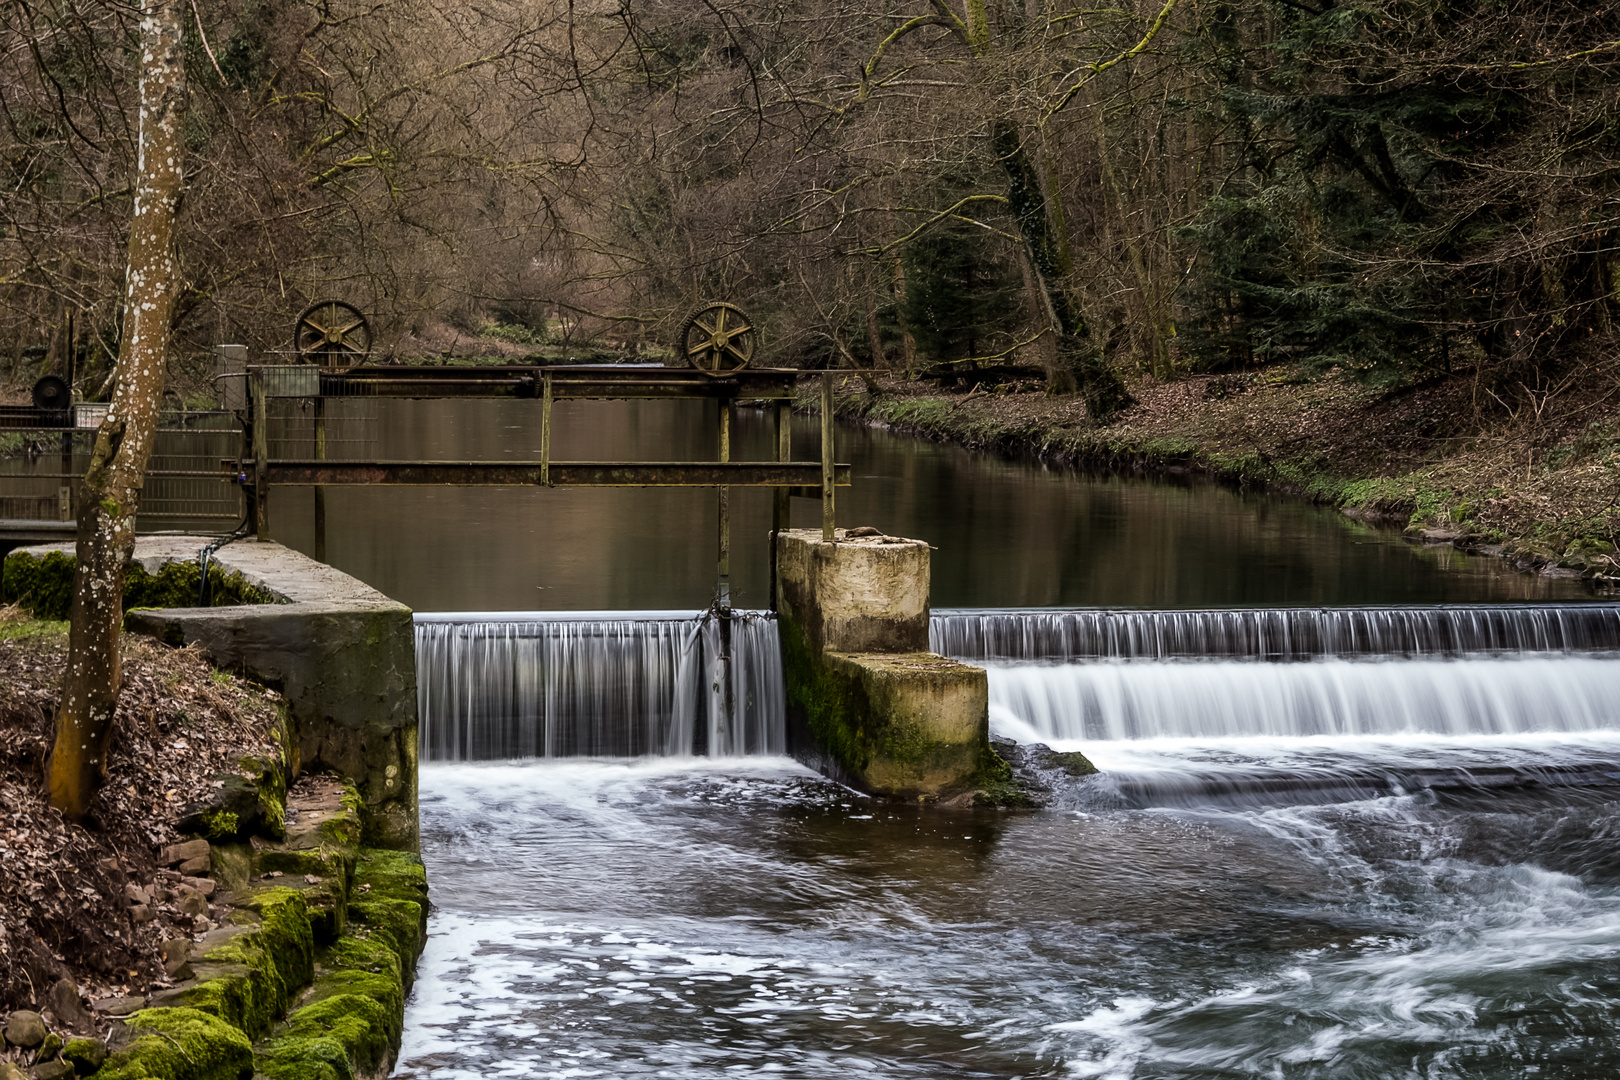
[679,302,756,376]
[293,300,372,370]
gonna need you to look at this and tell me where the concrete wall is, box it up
[776,528,992,798]
[15,537,419,849]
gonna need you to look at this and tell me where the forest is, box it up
[4,0,1620,561]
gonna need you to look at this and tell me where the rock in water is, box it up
[2,1011,47,1049]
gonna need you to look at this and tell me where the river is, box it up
[280,398,1620,1079]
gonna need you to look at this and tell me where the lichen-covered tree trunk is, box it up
[992,119,1132,420]
[47,0,186,822]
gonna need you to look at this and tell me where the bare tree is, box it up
[47,0,187,820]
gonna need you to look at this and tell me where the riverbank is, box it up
[810,366,1620,587]
[0,606,285,1010]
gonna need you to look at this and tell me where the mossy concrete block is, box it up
[180,760,287,844]
[776,529,931,654]
[777,529,992,798]
[20,536,418,851]
[126,602,418,850]
[93,1008,253,1080]
[152,887,316,1040]
[806,650,989,796]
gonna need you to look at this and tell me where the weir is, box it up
[414,610,784,760]
[930,604,1620,661]
[414,602,1620,766]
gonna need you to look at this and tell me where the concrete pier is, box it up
[7,537,419,849]
[775,528,992,798]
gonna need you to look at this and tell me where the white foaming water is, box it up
[401,736,1620,1079]
[986,656,1620,744]
[402,606,1620,1076]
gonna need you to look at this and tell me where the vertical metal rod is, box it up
[313,396,327,563]
[717,397,734,748]
[540,372,552,486]
[717,398,731,609]
[770,399,790,610]
[251,369,268,540]
[820,372,835,541]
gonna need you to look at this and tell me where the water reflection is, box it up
[263,398,1586,610]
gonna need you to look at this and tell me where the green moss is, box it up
[303,968,403,1022]
[780,613,872,779]
[354,849,428,907]
[93,1008,253,1080]
[168,887,314,1039]
[1044,750,1098,776]
[3,550,75,618]
[201,808,241,839]
[319,935,402,990]
[62,1036,108,1075]
[347,897,424,970]
[0,615,69,642]
[1,550,278,621]
[257,994,395,1080]
[39,1032,64,1059]
[966,745,1039,808]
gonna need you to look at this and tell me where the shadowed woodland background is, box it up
[3,0,1617,419]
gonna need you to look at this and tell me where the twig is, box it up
[188,0,228,85]
[950,383,985,410]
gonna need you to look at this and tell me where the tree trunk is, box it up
[992,119,1132,420]
[864,266,888,371]
[888,253,919,375]
[47,0,187,822]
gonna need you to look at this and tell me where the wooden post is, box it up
[770,399,790,610]
[313,395,326,563]
[540,371,552,486]
[821,372,835,541]
[252,369,268,540]
[717,398,731,608]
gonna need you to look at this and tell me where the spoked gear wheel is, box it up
[678,301,756,376]
[293,300,372,370]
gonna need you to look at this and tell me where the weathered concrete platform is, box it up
[776,528,992,798]
[15,536,419,849]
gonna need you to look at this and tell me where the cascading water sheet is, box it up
[414,611,785,760]
[985,656,1620,744]
[932,603,1620,660]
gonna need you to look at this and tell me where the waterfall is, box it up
[931,606,1620,749]
[986,656,1620,744]
[414,611,785,760]
[931,604,1620,661]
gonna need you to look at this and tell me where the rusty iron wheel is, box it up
[293,300,372,370]
[679,302,755,376]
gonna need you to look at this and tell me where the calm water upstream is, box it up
[266,398,1587,610]
[348,397,1620,1079]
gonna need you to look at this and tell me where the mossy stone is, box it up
[257,994,394,1080]
[60,1037,107,1076]
[93,1008,253,1080]
[164,888,315,1039]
